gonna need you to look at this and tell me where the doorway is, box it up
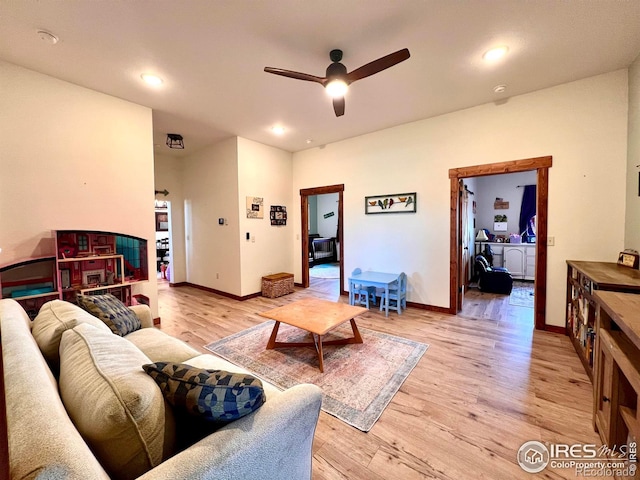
[449,156,552,330]
[300,184,344,293]
[154,199,171,282]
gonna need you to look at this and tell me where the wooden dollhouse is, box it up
[0,230,149,318]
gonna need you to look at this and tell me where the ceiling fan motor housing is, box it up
[326,62,347,81]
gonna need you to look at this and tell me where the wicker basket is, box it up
[261,273,294,298]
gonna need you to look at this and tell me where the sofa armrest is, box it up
[137,384,322,480]
[129,304,154,329]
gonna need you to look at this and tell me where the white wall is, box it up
[308,196,318,233]
[0,61,159,315]
[237,138,293,296]
[316,193,339,238]
[182,137,242,294]
[292,70,629,327]
[154,154,186,284]
[474,171,537,239]
[626,53,640,251]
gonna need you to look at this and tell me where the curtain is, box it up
[519,185,537,236]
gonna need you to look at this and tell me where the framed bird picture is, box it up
[365,192,416,214]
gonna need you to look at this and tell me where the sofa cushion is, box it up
[125,327,201,363]
[77,293,141,336]
[59,323,175,480]
[32,299,112,371]
[142,362,265,422]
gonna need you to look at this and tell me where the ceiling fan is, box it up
[264,48,410,117]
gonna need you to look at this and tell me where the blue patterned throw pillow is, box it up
[142,362,265,422]
[76,293,141,336]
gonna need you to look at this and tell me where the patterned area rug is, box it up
[510,282,534,307]
[309,263,340,279]
[204,321,428,431]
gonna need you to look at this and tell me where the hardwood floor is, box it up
[156,278,600,479]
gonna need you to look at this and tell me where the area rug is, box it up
[204,321,428,432]
[510,282,534,307]
[309,263,340,279]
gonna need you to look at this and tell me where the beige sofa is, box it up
[0,298,322,480]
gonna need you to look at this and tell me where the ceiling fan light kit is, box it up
[325,79,348,98]
[264,47,410,117]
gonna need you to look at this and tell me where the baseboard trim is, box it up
[545,325,566,334]
[169,282,188,287]
[407,301,453,314]
[181,282,261,301]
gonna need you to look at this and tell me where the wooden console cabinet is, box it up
[566,261,640,381]
[593,291,640,457]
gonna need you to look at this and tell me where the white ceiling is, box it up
[2,1,640,156]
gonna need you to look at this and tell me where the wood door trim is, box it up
[449,156,552,330]
[299,184,344,290]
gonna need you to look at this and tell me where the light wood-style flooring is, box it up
[156,277,599,480]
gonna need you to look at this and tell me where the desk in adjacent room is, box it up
[348,270,400,317]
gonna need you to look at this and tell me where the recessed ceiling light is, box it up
[271,126,285,135]
[493,84,507,93]
[141,74,163,87]
[483,46,509,61]
[37,30,58,45]
[306,139,313,144]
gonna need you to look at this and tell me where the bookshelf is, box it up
[592,291,640,454]
[566,261,640,382]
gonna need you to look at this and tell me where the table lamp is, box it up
[476,230,489,242]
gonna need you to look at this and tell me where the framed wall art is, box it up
[155,212,169,231]
[365,192,416,214]
[246,196,264,219]
[618,250,640,269]
[270,205,287,226]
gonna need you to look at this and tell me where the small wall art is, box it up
[155,212,169,231]
[246,196,264,219]
[270,205,287,226]
[365,192,416,214]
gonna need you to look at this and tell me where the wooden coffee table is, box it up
[258,298,368,372]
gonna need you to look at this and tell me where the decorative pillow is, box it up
[76,293,141,336]
[59,323,175,480]
[142,362,265,422]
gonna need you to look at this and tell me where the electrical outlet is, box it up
[216,273,219,279]
[251,236,255,243]
[547,236,555,246]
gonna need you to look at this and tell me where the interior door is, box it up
[458,181,470,309]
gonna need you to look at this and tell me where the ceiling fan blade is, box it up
[264,67,325,84]
[333,97,345,117]
[346,48,410,83]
